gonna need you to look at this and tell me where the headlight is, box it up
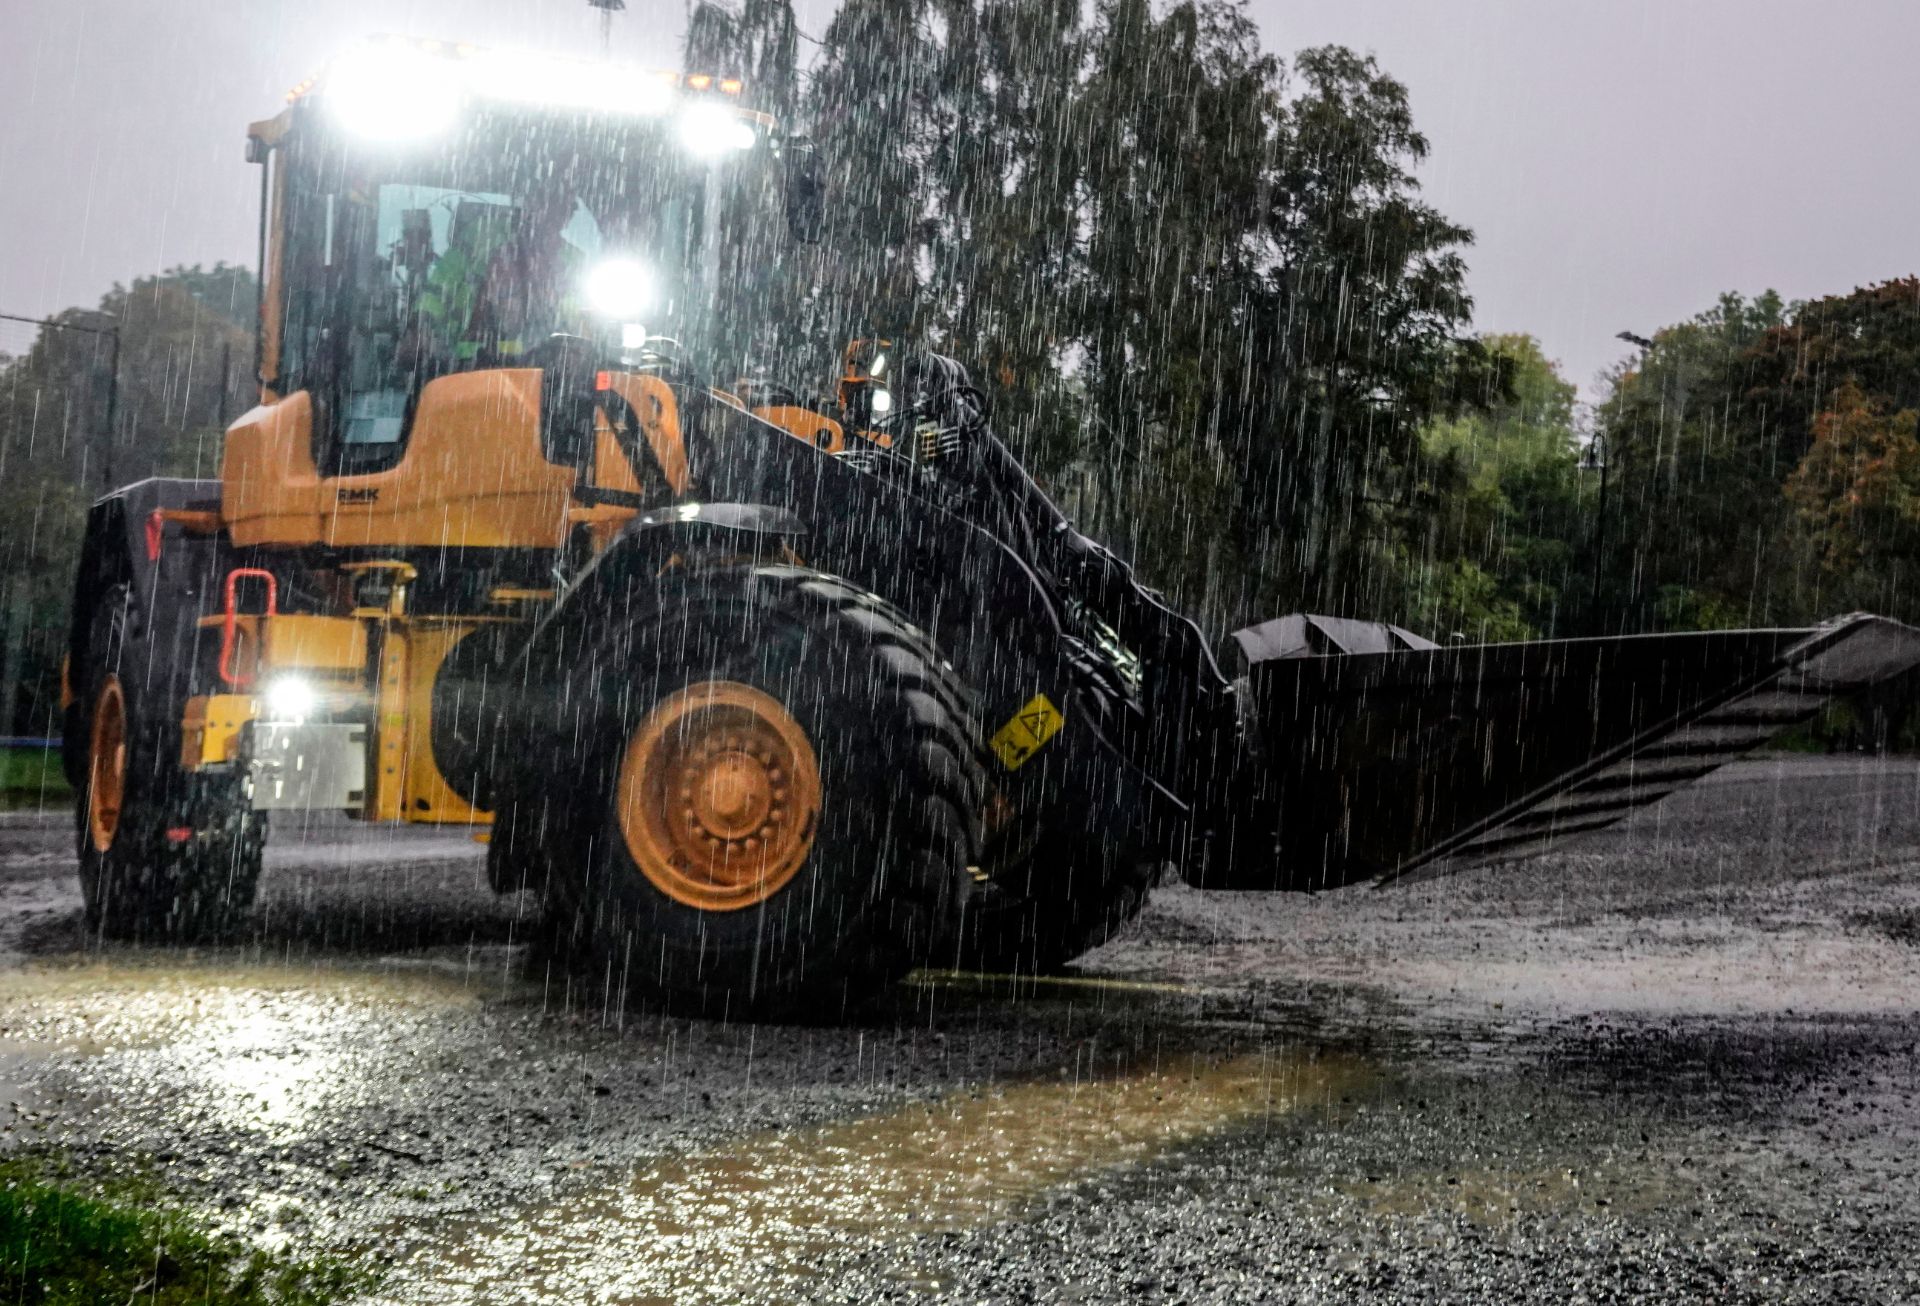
[326,46,463,141]
[264,677,317,722]
[870,388,893,416]
[676,101,757,157]
[583,258,656,319]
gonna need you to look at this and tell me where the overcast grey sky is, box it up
[2,0,1916,395]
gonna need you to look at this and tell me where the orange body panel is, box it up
[221,370,694,552]
[399,620,493,823]
[223,370,571,550]
[754,404,847,454]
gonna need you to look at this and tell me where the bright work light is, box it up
[264,677,317,722]
[469,48,673,117]
[676,101,758,157]
[584,258,657,319]
[322,39,683,139]
[325,46,464,140]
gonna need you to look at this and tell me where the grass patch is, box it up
[0,746,69,800]
[0,1156,371,1305]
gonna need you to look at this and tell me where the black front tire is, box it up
[523,565,984,1020]
[73,585,264,941]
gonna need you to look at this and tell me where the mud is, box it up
[1,755,1917,1302]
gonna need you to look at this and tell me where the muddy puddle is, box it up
[0,958,519,1145]
[377,1045,1372,1303]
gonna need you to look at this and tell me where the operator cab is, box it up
[226,36,780,552]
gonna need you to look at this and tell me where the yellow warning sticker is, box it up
[990,693,1065,770]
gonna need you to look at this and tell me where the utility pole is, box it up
[0,310,120,493]
[1590,331,1654,634]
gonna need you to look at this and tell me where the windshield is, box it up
[277,107,709,469]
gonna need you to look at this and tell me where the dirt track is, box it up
[2,755,1917,1302]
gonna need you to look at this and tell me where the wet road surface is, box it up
[2,756,1917,1302]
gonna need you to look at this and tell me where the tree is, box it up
[807,0,948,344]
[1228,45,1483,623]
[1406,333,1584,640]
[1784,382,1920,603]
[1595,280,1920,632]
[1064,0,1278,623]
[1593,290,1798,630]
[0,262,254,735]
[797,0,1485,631]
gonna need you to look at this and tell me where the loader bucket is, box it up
[1216,614,1920,892]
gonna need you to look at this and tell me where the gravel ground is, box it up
[1,754,1917,1303]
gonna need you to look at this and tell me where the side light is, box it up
[870,388,893,416]
[264,677,317,723]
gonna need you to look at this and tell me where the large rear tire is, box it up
[73,585,264,941]
[529,565,984,1020]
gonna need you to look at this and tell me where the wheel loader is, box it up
[62,36,1920,1017]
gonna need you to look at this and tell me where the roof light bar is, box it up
[290,35,749,113]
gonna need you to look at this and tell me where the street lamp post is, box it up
[0,310,121,490]
[1587,415,1609,634]
[1590,331,1654,634]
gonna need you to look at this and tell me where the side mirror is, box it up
[783,138,825,246]
[529,334,602,469]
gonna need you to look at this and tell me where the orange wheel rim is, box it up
[616,680,822,911]
[87,676,127,854]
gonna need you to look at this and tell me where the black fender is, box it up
[64,478,226,784]
[430,502,808,813]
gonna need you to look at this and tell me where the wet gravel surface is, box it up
[2,755,1918,1302]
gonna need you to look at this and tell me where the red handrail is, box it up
[217,568,278,687]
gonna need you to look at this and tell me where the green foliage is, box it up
[1596,279,1920,633]
[0,1157,368,1305]
[0,262,254,734]
[783,0,1484,630]
[1410,333,1585,639]
[1783,381,1920,579]
[1592,290,1797,631]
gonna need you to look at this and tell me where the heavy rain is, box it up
[2,1,1919,1301]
